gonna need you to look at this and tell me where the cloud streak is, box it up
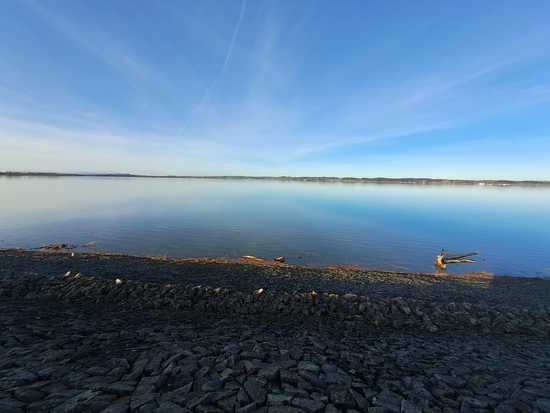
[22,0,152,81]
[190,0,248,117]
[222,0,248,77]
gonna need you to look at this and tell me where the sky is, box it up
[1,0,550,179]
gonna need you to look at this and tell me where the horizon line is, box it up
[1,171,550,186]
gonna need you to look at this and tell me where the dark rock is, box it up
[0,398,25,413]
[105,382,135,396]
[244,378,267,404]
[400,399,421,413]
[187,394,210,409]
[371,390,402,413]
[131,393,159,411]
[13,387,45,403]
[268,394,293,406]
[324,404,339,413]
[537,399,550,413]
[156,401,187,413]
[223,344,241,355]
[203,379,224,392]
[349,389,368,411]
[268,407,304,413]
[99,396,130,413]
[291,397,325,413]
[259,365,281,381]
[52,390,103,413]
[217,395,237,412]
[237,401,257,413]
[329,389,355,409]
[298,362,320,373]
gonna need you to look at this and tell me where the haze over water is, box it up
[1,176,549,277]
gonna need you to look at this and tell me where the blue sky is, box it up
[1,0,550,179]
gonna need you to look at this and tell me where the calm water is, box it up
[1,177,549,277]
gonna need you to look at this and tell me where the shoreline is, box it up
[2,172,550,187]
[2,247,545,280]
[2,248,550,312]
[1,249,550,412]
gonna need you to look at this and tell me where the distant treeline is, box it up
[1,171,549,186]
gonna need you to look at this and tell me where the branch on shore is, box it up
[435,250,479,269]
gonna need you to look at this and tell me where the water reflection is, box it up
[1,177,549,276]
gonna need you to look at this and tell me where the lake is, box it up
[1,176,549,276]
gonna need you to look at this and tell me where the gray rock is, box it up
[131,393,159,411]
[237,387,250,406]
[281,370,299,385]
[298,362,320,373]
[136,376,159,394]
[87,366,111,375]
[459,396,489,409]
[268,407,303,413]
[324,404,339,413]
[494,402,516,413]
[136,400,158,412]
[237,401,257,413]
[400,399,421,413]
[13,387,45,403]
[220,368,235,381]
[268,394,293,406]
[291,397,325,413]
[537,399,550,413]
[99,396,130,413]
[223,344,241,355]
[52,390,102,413]
[124,358,148,382]
[329,389,355,409]
[0,398,25,413]
[106,382,135,396]
[203,378,224,392]
[371,390,402,413]
[217,395,237,412]
[282,386,309,398]
[85,394,117,412]
[156,401,186,412]
[349,390,367,411]
[244,378,267,404]
[259,365,281,381]
[9,370,38,386]
[434,374,466,389]
[186,394,210,409]
[160,383,193,406]
[195,405,224,413]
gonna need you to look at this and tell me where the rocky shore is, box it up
[1,250,550,412]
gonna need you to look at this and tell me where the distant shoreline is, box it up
[1,171,550,187]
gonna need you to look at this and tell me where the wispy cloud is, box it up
[190,0,248,116]
[222,0,248,77]
[22,0,152,81]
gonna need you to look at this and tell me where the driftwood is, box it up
[241,255,287,264]
[435,250,478,269]
[37,241,96,251]
[39,243,76,251]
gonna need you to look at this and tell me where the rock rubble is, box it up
[1,298,550,413]
[1,273,549,337]
[1,251,550,412]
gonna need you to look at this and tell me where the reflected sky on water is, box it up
[1,177,549,276]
